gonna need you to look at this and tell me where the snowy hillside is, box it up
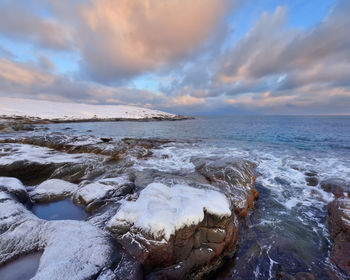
[0,97,179,121]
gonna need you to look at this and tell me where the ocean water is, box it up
[16,116,350,278]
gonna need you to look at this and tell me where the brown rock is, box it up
[108,211,239,278]
[321,178,350,197]
[207,228,226,243]
[328,197,350,275]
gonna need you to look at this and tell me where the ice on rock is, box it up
[108,182,231,240]
[31,179,78,202]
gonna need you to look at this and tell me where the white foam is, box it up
[108,182,231,240]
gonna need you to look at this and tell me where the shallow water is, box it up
[0,252,42,280]
[6,116,350,279]
[31,199,87,220]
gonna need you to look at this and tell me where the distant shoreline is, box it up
[0,115,194,124]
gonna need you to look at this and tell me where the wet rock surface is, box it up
[0,134,258,279]
[193,157,258,217]
[328,197,350,275]
[321,178,350,198]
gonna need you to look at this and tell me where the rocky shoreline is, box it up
[0,133,350,279]
[0,134,258,279]
[0,115,193,133]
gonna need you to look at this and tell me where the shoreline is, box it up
[0,115,194,124]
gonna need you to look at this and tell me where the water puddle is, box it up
[0,252,42,280]
[31,199,87,220]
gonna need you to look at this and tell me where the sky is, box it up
[0,0,349,115]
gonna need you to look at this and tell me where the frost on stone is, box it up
[30,179,78,202]
[75,182,116,205]
[108,182,231,240]
[74,176,133,205]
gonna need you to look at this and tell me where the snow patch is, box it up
[0,143,91,165]
[108,182,231,240]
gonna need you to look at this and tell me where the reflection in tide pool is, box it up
[31,199,87,220]
[0,252,42,280]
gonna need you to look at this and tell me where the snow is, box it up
[75,182,115,205]
[0,192,117,280]
[0,143,92,165]
[31,179,78,201]
[0,177,26,194]
[0,97,176,121]
[108,183,231,240]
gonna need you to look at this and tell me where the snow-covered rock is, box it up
[106,182,240,278]
[75,182,116,205]
[0,142,104,185]
[74,176,133,207]
[0,97,178,121]
[31,179,78,202]
[0,177,28,202]
[0,179,134,280]
[108,182,231,240]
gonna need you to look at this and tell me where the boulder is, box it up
[193,157,258,217]
[0,177,29,203]
[30,179,78,202]
[107,182,239,278]
[321,178,350,197]
[328,197,350,275]
[0,188,135,280]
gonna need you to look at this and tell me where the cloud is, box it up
[0,57,169,107]
[178,0,350,114]
[216,0,350,88]
[70,0,232,83]
[0,0,349,115]
[171,95,205,106]
[0,46,14,59]
[37,55,56,71]
[0,1,72,50]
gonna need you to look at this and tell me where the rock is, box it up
[0,143,102,185]
[74,182,116,206]
[0,177,29,203]
[0,134,173,160]
[107,182,240,278]
[328,197,350,275]
[0,187,134,280]
[321,178,350,197]
[305,176,318,187]
[193,157,257,217]
[30,179,78,202]
[100,137,112,143]
[207,228,226,243]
